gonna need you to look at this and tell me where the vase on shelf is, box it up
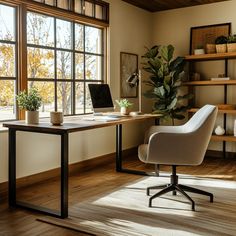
[215,125,225,136]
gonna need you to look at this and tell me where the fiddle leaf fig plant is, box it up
[142,45,192,124]
[16,87,42,111]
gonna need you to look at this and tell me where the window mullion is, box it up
[18,3,27,120]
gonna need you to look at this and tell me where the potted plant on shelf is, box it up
[194,45,205,55]
[116,99,133,115]
[142,45,192,125]
[227,34,236,52]
[16,87,42,124]
[215,35,228,53]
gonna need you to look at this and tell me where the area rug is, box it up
[37,176,236,236]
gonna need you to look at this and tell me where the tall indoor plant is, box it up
[142,45,191,125]
[16,87,42,124]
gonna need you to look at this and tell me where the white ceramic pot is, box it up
[50,111,63,125]
[194,49,205,55]
[215,125,225,136]
[25,111,39,124]
[120,107,128,115]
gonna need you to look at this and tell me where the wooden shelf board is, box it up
[211,135,236,142]
[183,80,236,86]
[185,52,236,61]
[188,108,236,114]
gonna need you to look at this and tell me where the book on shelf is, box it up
[211,77,230,81]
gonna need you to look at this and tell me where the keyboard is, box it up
[82,116,120,122]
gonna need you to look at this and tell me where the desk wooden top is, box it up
[3,114,161,134]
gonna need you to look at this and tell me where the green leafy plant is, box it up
[115,99,133,108]
[227,34,236,43]
[142,44,192,125]
[215,35,228,44]
[16,87,42,111]
[196,45,204,49]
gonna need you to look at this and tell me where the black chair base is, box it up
[147,166,213,211]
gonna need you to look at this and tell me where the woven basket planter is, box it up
[227,43,236,52]
[216,44,227,53]
[206,44,216,54]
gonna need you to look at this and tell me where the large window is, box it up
[0,4,17,121]
[27,11,104,117]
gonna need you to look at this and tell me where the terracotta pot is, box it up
[25,111,39,124]
[206,44,216,54]
[227,43,236,52]
[216,44,227,53]
[50,111,63,125]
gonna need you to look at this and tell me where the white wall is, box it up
[0,0,153,183]
[152,0,236,152]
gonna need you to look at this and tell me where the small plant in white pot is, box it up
[16,87,42,124]
[115,99,132,115]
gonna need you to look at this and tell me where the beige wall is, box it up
[152,0,236,152]
[0,0,153,183]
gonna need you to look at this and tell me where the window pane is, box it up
[75,82,84,114]
[85,26,102,54]
[85,55,102,80]
[75,0,82,14]
[75,53,84,80]
[28,81,54,118]
[27,12,54,47]
[0,5,15,41]
[45,0,54,6]
[57,0,69,10]
[28,47,54,79]
[57,51,72,80]
[0,43,15,77]
[75,24,84,51]
[56,19,72,49]
[85,1,94,17]
[0,80,16,120]
[95,5,103,20]
[57,82,72,115]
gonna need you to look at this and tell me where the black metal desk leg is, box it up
[8,128,16,207]
[61,133,69,218]
[116,124,122,172]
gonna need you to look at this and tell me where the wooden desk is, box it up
[3,114,160,218]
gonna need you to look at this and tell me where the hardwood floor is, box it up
[1,155,236,235]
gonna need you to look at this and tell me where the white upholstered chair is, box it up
[138,105,218,210]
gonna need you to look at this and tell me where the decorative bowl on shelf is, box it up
[217,104,236,110]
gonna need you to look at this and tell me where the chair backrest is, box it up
[147,105,218,165]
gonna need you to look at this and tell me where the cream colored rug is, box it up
[38,176,236,236]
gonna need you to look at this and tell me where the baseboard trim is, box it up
[0,147,137,197]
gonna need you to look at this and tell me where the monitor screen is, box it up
[88,84,114,113]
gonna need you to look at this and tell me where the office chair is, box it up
[138,105,218,210]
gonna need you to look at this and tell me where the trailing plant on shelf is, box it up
[215,35,228,44]
[142,44,192,125]
[227,34,236,43]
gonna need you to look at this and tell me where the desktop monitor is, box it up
[88,84,114,113]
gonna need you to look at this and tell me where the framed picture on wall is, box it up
[120,52,138,98]
[190,23,231,54]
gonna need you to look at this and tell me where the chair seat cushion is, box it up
[138,144,148,162]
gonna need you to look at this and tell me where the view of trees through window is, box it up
[0,4,17,121]
[0,3,104,121]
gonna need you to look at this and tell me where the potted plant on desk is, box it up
[116,99,133,115]
[16,87,42,124]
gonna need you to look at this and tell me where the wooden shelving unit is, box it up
[185,52,236,157]
[185,52,236,61]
